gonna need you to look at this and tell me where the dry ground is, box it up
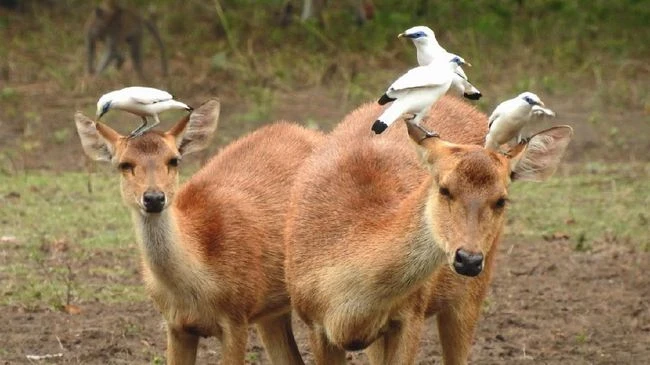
[2,237,648,364]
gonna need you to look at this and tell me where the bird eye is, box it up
[118,162,134,173]
[168,157,180,167]
[439,187,452,199]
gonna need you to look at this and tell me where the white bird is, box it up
[398,25,481,100]
[96,86,192,137]
[484,92,555,151]
[372,54,468,134]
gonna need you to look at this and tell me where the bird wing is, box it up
[125,87,173,104]
[454,66,468,80]
[387,65,449,94]
[487,111,500,129]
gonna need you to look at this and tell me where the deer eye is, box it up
[118,162,134,173]
[439,187,452,199]
[494,197,508,209]
[168,157,180,167]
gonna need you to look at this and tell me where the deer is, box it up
[284,95,572,364]
[75,99,322,364]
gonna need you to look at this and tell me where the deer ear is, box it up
[75,112,123,162]
[167,99,220,156]
[508,125,573,182]
[406,122,455,168]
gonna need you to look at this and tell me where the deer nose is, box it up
[142,190,166,213]
[453,249,484,277]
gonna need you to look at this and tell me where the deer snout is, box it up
[142,190,166,213]
[453,249,484,277]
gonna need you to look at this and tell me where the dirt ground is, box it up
[2,236,648,364]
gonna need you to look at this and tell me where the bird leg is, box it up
[135,114,161,136]
[406,119,439,142]
[128,117,150,138]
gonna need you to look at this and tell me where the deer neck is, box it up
[377,177,446,295]
[131,207,200,285]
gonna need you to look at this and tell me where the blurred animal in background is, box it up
[484,92,556,151]
[399,25,482,101]
[372,54,469,134]
[96,86,192,137]
[85,0,167,80]
[279,0,375,26]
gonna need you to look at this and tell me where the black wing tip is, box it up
[464,92,482,101]
[371,120,388,134]
[377,94,396,105]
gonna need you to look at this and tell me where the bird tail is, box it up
[531,105,556,118]
[377,93,396,105]
[168,100,192,111]
[462,80,482,101]
[372,103,405,134]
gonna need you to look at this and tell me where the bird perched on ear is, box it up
[398,25,481,100]
[96,86,192,137]
[484,92,555,151]
[372,54,469,134]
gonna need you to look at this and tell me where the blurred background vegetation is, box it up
[0,0,648,310]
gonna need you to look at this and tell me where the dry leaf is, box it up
[1,235,17,243]
[63,304,82,315]
[543,232,570,241]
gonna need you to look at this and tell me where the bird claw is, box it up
[518,137,531,145]
[408,121,439,140]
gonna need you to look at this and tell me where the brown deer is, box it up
[284,96,572,364]
[75,99,322,364]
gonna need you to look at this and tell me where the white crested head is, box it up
[447,53,468,67]
[518,92,544,107]
[399,25,437,44]
[96,92,114,118]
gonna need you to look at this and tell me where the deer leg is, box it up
[256,313,305,365]
[309,327,347,365]
[97,36,119,74]
[166,327,199,365]
[219,320,248,365]
[365,316,424,365]
[436,301,481,365]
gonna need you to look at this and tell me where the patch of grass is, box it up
[506,162,650,249]
[0,170,145,307]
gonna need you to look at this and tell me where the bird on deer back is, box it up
[372,54,470,134]
[399,25,482,100]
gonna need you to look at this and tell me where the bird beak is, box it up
[465,62,472,67]
[397,32,406,39]
[538,101,545,107]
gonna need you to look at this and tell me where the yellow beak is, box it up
[397,32,406,38]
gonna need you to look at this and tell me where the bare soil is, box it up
[2,236,648,364]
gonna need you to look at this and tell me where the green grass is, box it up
[1,162,648,308]
[507,162,650,250]
[0,170,145,309]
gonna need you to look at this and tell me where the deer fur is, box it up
[284,96,572,364]
[75,99,322,364]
